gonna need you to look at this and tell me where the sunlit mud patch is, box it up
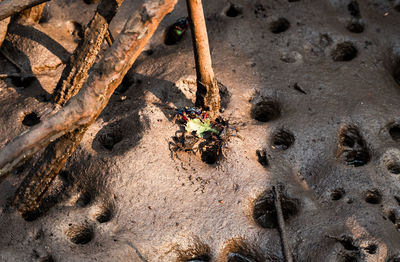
[252,189,300,229]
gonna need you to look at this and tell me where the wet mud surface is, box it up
[1,0,400,261]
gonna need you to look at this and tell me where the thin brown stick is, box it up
[0,0,178,180]
[14,0,124,217]
[186,0,220,120]
[0,0,50,21]
[273,185,293,262]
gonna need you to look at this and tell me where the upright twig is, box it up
[186,0,220,120]
[0,0,178,183]
[14,0,124,217]
[0,0,50,21]
[273,185,293,262]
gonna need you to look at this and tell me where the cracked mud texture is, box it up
[1,0,400,261]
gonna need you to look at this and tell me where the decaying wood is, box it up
[0,0,50,21]
[53,0,124,106]
[14,0,124,216]
[186,0,220,120]
[19,2,46,24]
[273,185,293,262]
[0,0,178,182]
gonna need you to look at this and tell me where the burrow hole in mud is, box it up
[94,205,113,223]
[288,0,300,2]
[346,20,364,33]
[331,188,345,201]
[176,242,211,262]
[387,209,400,229]
[164,18,189,45]
[385,158,400,175]
[270,18,290,34]
[22,112,40,127]
[75,191,93,207]
[66,224,94,245]
[271,129,295,150]
[98,129,123,151]
[250,98,281,122]
[331,42,358,62]
[337,125,370,167]
[365,244,377,254]
[253,189,300,229]
[364,189,382,204]
[347,0,361,18]
[225,4,243,17]
[39,255,55,262]
[222,239,263,262]
[389,124,400,142]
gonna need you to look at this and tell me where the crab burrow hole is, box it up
[270,18,290,34]
[331,42,358,61]
[66,224,94,245]
[346,20,364,33]
[225,3,243,17]
[364,244,377,254]
[271,129,295,150]
[389,123,400,142]
[250,98,281,122]
[176,240,211,262]
[364,189,382,204]
[337,125,370,167]
[385,156,400,175]
[221,239,264,262]
[331,188,345,201]
[94,204,114,223]
[252,189,300,229]
[22,112,41,127]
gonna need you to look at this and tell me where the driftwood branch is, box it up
[0,0,50,21]
[14,0,124,216]
[186,0,220,120]
[273,185,293,262]
[0,0,178,180]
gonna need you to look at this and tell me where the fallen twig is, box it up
[273,185,293,262]
[0,0,50,21]
[0,0,178,180]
